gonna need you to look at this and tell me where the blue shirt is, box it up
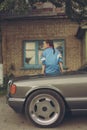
[41,47,63,75]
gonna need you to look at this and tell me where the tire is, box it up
[25,89,65,128]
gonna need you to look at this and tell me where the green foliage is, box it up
[0,88,7,96]
[0,0,29,14]
[0,75,8,96]
[0,0,15,12]
[14,0,29,14]
[65,0,87,23]
[0,0,86,22]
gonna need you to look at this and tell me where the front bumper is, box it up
[7,97,25,113]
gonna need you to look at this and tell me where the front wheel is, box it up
[25,89,65,127]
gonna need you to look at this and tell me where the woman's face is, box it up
[43,41,49,49]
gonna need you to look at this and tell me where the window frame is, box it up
[53,39,65,66]
[22,39,65,69]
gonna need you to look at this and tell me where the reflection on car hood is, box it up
[11,70,87,83]
[13,74,87,87]
[9,71,87,86]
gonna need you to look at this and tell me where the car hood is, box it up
[11,72,87,87]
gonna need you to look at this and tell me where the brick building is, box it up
[0,2,86,77]
[76,24,87,65]
[0,17,82,77]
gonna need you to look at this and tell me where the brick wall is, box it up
[1,18,82,77]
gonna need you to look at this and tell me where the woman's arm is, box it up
[59,62,65,73]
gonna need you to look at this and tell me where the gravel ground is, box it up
[0,96,87,130]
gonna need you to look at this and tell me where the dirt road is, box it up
[0,96,87,130]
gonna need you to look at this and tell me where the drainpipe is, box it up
[85,31,87,63]
[0,25,3,86]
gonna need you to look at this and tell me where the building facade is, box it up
[0,17,83,77]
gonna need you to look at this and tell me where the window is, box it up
[23,40,43,69]
[23,40,65,69]
[53,40,65,66]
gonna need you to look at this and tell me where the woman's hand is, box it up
[62,68,72,73]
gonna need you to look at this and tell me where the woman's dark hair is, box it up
[45,40,55,54]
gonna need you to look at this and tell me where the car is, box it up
[7,65,87,128]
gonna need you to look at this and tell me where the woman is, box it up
[41,40,65,75]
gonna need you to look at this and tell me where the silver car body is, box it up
[7,73,87,113]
